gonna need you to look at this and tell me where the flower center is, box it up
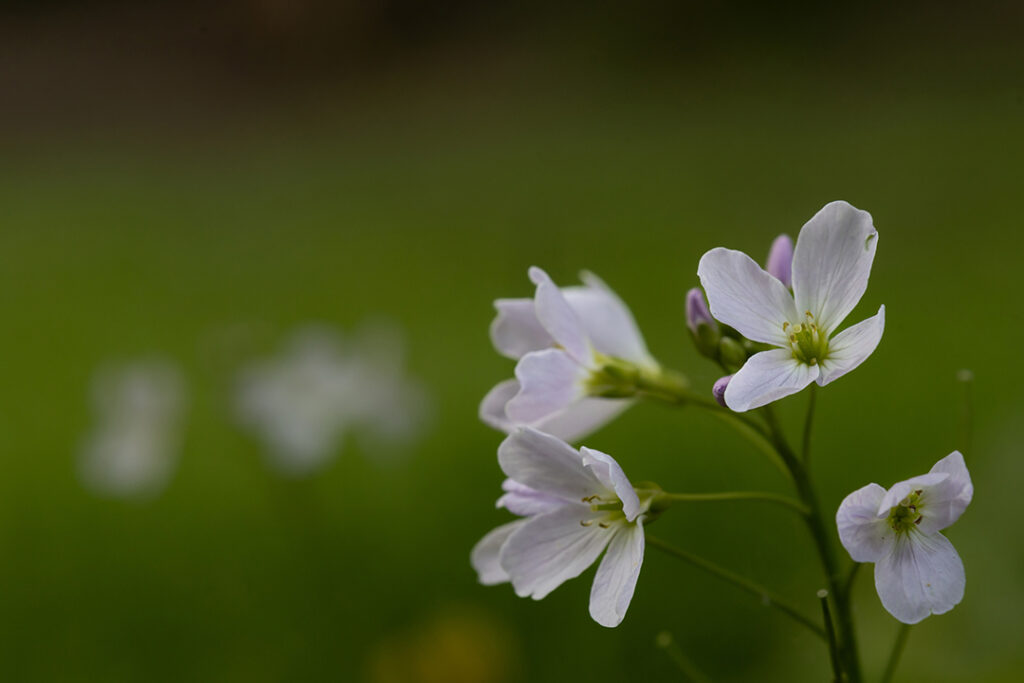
[784,312,828,365]
[580,494,625,528]
[887,490,924,534]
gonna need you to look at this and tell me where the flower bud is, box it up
[686,288,720,357]
[765,234,794,288]
[712,375,732,407]
[718,337,747,371]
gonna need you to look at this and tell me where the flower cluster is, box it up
[471,201,972,678]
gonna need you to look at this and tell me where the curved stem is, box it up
[706,410,793,481]
[655,632,713,683]
[656,491,808,516]
[802,384,817,466]
[646,535,826,640]
[880,624,912,683]
[818,589,843,683]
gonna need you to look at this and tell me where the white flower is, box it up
[480,267,658,442]
[697,201,885,411]
[836,452,973,624]
[78,359,187,498]
[236,325,429,475]
[470,427,648,628]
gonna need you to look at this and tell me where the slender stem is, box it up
[802,384,817,466]
[706,410,793,481]
[760,405,862,683]
[646,535,826,640]
[817,589,843,683]
[843,562,862,599]
[655,632,713,683]
[656,491,808,516]
[880,624,912,683]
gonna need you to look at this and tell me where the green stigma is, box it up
[784,312,829,365]
[887,489,925,534]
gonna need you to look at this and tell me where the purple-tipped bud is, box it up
[685,288,716,335]
[712,375,732,407]
[765,234,794,288]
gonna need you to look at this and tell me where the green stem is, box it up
[655,632,713,683]
[880,624,912,683]
[843,562,863,599]
[646,535,826,640]
[802,384,817,466]
[818,589,843,683]
[760,405,862,683]
[655,491,808,516]
[706,410,793,481]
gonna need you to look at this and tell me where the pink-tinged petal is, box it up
[479,379,520,433]
[589,520,645,628]
[792,201,878,334]
[497,427,607,502]
[874,532,965,624]
[579,447,641,522]
[471,520,526,586]
[817,306,885,386]
[765,234,794,289]
[531,397,633,443]
[697,248,797,346]
[837,483,892,562]
[916,452,973,534]
[877,473,949,515]
[529,267,591,364]
[497,479,566,516]
[565,271,656,367]
[500,505,614,599]
[723,349,819,412]
[505,349,589,425]
[490,299,552,360]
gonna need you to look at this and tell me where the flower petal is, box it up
[529,267,591,364]
[697,248,797,346]
[471,520,526,586]
[877,473,949,516]
[564,271,657,368]
[874,531,965,624]
[500,505,614,599]
[497,427,607,502]
[837,483,892,562]
[589,520,645,628]
[479,379,520,433]
[497,479,567,516]
[792,201,878,334]
[917,452,973,534]
[765,234,794,289]
[817,305,885,386]
[490,299,553,359]
[531,398,633,443]
[579,447,641,522]
[505,349,590,425]
[723,349,819,412]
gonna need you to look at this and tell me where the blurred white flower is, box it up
[481,267,658,442]
[836,451,973,624]
[471,428,648,628]
[697,201,885,411]
[78,358,187,498]
[235,324,429,476]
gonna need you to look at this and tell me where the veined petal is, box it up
[490,299,552,359]
[529,267,591,364]
[697,248,797,346]
[817,306,885,386]
[917,451,973,533]
[500,505,614,600]
[531,397,633,443]
[479,379,520,433]
[579,447,641,522]
[505,349,590,425]
[497,479,567,516]
[837,483,892,562]
[723,349,819,412]
[589,520,645,628]
[874,531,965,624]
[471,520,526,586]
[792,201,878,334]
[498,427,607,502]
[564,271,657,368]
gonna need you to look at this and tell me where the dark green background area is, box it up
[1,4,1022,681]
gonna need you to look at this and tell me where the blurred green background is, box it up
[1,2,1022,681]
